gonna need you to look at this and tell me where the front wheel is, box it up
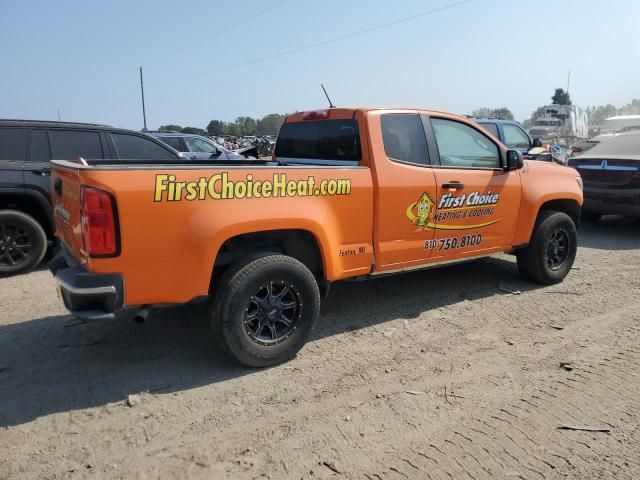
[211,254,321,367]
[0,210,48,276]
[516,210,577,285]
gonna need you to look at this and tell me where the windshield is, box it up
[534,119,561,126]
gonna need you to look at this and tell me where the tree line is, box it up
[160,90,640,137]
[159,113,285,137]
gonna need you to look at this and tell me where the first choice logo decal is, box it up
[406,191,500,230]
[154,172,351,202]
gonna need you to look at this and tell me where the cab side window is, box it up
[381,114,429,165]
[503,124,530,149]
[431,118,500,169]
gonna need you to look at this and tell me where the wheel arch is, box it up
[537,198,581,228]
[513,192,582,247]
[210,228,327,291]
[0,189,54,237]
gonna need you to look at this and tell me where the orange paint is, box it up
[52,108,583,308]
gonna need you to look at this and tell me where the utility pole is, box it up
[567,70,571,95]
[57,109,61,121]
[139,66,148,131]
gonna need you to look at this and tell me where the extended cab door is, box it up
[370,111,438,269]
[424,116,521,259]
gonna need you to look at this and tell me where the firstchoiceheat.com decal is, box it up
[406,191,500,230]
[154,172,351,202]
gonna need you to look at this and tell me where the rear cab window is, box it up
[275,119,361,165]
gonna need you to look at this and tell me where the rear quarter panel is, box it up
[72,166,373,306]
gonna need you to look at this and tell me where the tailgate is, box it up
[51,162,85,263]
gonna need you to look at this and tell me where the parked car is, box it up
[50,107,582,367]
[570,139,600,155]
[568,130,640,221]
[0,119,181,275]
[472,118,542,155]
[148,132,247,160]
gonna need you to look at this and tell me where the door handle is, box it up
[30,169,51,176]
[442,182,464,190]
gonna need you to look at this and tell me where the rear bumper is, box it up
[48,247,124,320]
[583,187,640,217]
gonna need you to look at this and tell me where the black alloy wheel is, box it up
[516,210,577,285]
[243,281,301,346]
[545,228,569,271]
[0,222,33,269]
[0,210,47,275]
[211,254,321,367]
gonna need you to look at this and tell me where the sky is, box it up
[1,0,639,130]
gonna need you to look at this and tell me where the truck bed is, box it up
[51,158,375,307]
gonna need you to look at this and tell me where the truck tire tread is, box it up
[211,253,320,367]
[516,210,577,285]
[0,209,48,276]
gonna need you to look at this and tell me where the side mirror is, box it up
[505,149,524,170]
[532,138,543,148]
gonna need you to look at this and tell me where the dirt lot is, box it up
[1,217,639,480]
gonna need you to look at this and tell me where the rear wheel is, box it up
[211,254,320,367]
[0,210,47,275]
[517,210,577,285]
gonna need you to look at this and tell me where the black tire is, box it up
[516,210,577,285]
[211,254,321,367]
[0,210,48,276]
[581,211,601,223]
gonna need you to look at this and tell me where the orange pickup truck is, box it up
[49,107,583,366]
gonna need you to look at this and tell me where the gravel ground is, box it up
[1,217,639,480]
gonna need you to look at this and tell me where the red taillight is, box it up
[572,147,583,152]
[81,187,119,257]
[302,109,330,120]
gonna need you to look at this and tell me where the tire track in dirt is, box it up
[385,306,640,480]
[1,223,639,479]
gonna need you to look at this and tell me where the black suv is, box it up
[0,120,181,274]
